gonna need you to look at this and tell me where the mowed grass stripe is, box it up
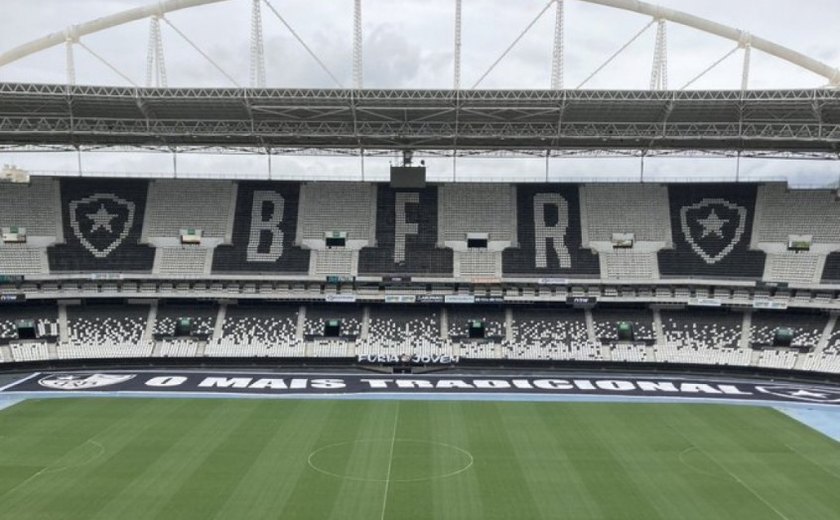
[1,399,840,520]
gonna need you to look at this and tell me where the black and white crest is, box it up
[679,198,746,265]
[756,385,840,403]
[38,373,135,390]
[69,193,136,258]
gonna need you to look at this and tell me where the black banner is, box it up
[5,371,840,405]
[0,294,25,303]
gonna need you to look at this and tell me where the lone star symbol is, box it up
[698,209,729,238]
[790,389,829,399]
[86,204,117,233]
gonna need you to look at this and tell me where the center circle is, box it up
[307,439,473,482]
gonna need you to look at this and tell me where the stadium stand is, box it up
[656,308,751,366]
[65,302,149,345]
[212,182,310,274]
[0,177,62,237]
[592,307,654,343]
[360,304,444,357]
[48,178,155,272]
[658,184,765,279]
[0,303,58,343]
[304,303,363,339]
[358,186,453,276]
[581,183,671,243]
[506,307,598,360]
[503,184,599,277]
[153,301,217,339]
[749,310,827,348]
[753,184,840,244]
[143,180,235,239]
[210,302,301,357]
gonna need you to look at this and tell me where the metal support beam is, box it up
[550,0,564,90]
[250,0,266,88]
[353,0,363,89]
[650,19,667,90]
[453,0,462,90]
[145,16,167,88]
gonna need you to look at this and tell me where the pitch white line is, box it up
[668,423,791,520]
[379,404,400,520]
[0,372,41,392]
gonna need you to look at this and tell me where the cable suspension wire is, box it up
[161,16,240,87]
[76,40,138,86]
[679,43,739,90]
[550,0,564,89]
[472,0,556,89]
[577,18,655,89]
[250,0,266,87]
[453,0,462,90]
[262,0,344,88]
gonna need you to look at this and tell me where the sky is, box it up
[0,0,839,185]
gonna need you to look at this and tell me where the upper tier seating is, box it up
[358,186,453,276]
[297,182,376,245]
[438,184,515,243]
[211,182,310,274]
[0,177,61,237]
[48,178,155,272]
[581,183,671,243]
[155,247,212,276]
[0,246,49,275]
[658,184,765,279]
[143,180,236,239]
[503,184,599,276]
[754,184,840,245]
[763,253,823,285]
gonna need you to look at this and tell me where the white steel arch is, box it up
[0,0,837,87]
[580,0,840,86]
[0,0,229,67]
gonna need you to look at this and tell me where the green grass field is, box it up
[1,398,839,519]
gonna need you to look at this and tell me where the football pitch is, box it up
[1,398,839,519]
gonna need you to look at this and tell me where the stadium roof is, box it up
[0,83,839,158]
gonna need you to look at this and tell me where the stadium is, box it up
[1,0,840,518]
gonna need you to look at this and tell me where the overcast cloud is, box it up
[1,0,838,185]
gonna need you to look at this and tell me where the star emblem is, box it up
[86,204,117,233]
[698,209,729,238]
